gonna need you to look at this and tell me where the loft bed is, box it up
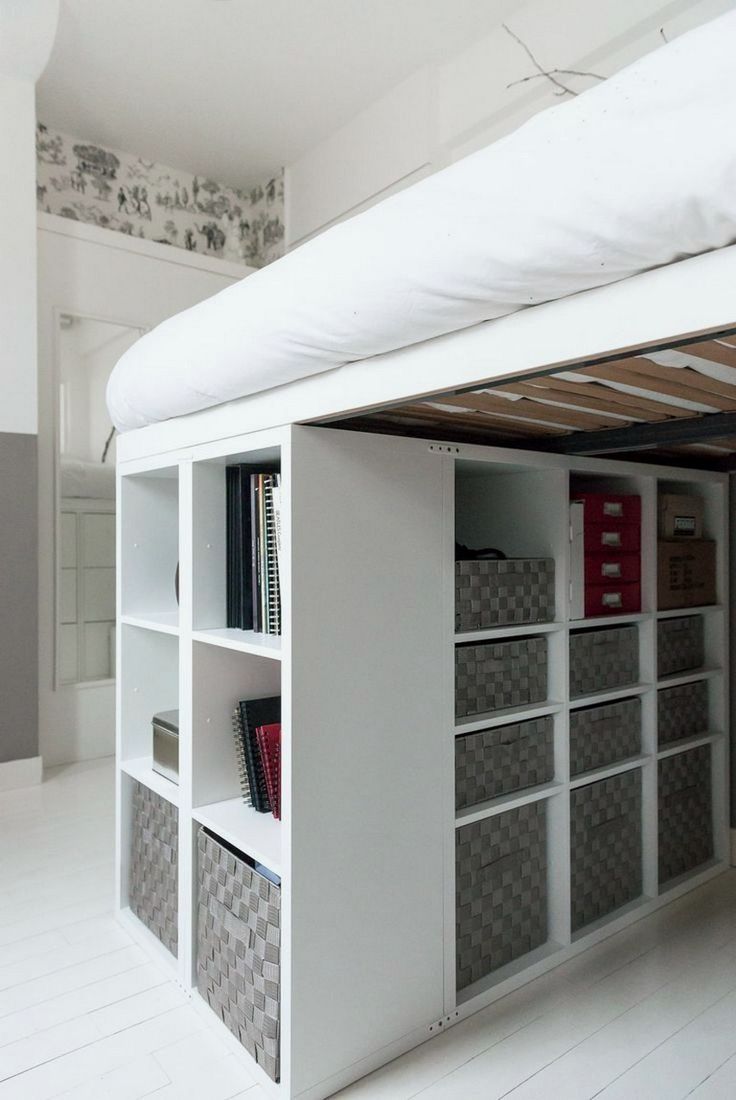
[113,290,734,1100]
[111,11,736,469]
[112,16,735,1100]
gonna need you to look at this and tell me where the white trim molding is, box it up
[0,755,42,792]
[37,212,254,281]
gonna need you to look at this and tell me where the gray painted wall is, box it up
[0,432,38,763]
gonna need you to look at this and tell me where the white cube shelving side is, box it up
[116,427,730,1098]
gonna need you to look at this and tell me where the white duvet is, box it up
[108,12,736,432]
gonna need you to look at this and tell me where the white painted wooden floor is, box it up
[1,758,735,1100]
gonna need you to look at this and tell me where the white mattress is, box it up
[107,12,736,433]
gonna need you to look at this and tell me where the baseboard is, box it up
[0,755,42,792]
[731,828,736,868]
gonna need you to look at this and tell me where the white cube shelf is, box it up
[116,425,730,1099]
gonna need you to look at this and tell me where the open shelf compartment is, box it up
[120,465,180,626]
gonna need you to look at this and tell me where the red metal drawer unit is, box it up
[571,492,642,618]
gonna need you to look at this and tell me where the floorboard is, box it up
[0,757,734,1099]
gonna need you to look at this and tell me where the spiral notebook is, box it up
[226,466,281,635]
[231,706,253,807]
[232,695,281,814]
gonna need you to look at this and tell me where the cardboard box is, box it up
[657,540,716,610]
[658,494,704,539]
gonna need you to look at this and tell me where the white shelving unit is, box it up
[116,425,730,1100]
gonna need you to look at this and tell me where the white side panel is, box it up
[288,427,445,1096]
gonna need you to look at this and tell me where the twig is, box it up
[101,426,116,464]
[503,23,605,97]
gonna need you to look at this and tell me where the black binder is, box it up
[238,696,281,813]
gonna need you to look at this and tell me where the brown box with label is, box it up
[657,540,716,610]
[658,494,704,539]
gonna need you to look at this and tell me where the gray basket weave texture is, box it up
[455,636,547,719]
[456,802,547,990]
[197,829,280,1082]
[657,616,704,678]
[455,558,555,632]
[129,780,178,958]
[570,769,642,933]
[569,697,641,777]
[455,717,554,809]
[569,625,638,699]
[658,746,713,885]
[658,680,709,746]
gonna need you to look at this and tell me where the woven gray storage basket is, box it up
[197,829,280,1082]
[455,558,555,632]
[569,697,641,777]
[570,769,642,932]
[456,802,547,990]
[129,780,178,958]
[569,625,638,699]
[657,616,704,678]
[657,680,709,746]
[455,635,547,719]
[658,745,713,885]
[455,716,554,809]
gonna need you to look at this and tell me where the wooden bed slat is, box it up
[402,404,565,436]
[622,358,736,405]
[698,435,736,450]
[580,360,732,410]
[494,381,643,419]
[439,392,622,430]
[522,376,693,419]
[347,414,545,445]
[682,341,736,369]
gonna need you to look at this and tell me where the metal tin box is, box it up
[152,709,180,785]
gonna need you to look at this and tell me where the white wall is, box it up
[0,74,38,434]
[285,0,734,247]
[0,0,59,434]
[38,218,246,766]
[0,1,58,783]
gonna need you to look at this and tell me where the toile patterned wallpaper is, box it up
[36,122,285,269]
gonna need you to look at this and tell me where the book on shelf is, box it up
[226,465,281,635]
[256,723,282,820]
[231,706,253,807]
[232,696,281,817]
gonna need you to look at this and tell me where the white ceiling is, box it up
[37,0,525,188]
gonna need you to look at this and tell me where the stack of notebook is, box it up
[226,465,282,634]
[232,696,282,819]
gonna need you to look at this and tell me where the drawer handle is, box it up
[603,502,624,517]
[590,814,633,836]
[601,563,622,578]
[479,851,524,878]
[662,783,706,805]
[601,592,623,608]
[586,716,617,732]
[600,532,622,547]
